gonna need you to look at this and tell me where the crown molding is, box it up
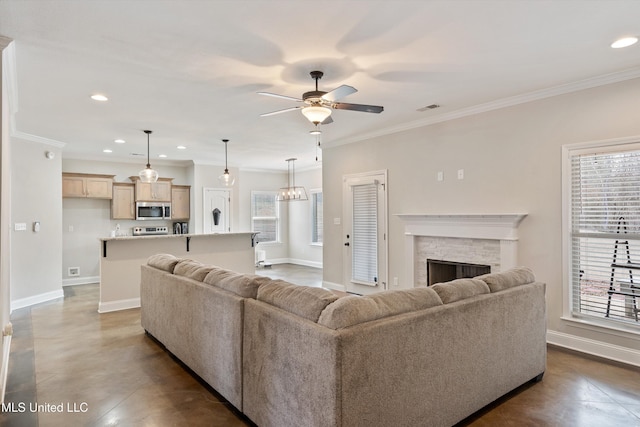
[11,130,66,148]
[325,67,640,149]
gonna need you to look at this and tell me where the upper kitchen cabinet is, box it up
[171,185,191,220]
[129,177,173,202]
[62,173,114,199]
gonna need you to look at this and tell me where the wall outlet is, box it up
[457,169,464,180]
[68,267,80,277]
[393,277,399,287]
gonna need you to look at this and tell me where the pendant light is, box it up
[218,139,235,187]
[276,158,308,201]
[138,130,159,183]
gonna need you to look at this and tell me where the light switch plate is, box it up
[14,223,27,231]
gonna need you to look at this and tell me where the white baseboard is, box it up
[322,281,346,292]
[11,289,64,312]
[287,258,323,269]
[63,276,99,286]
[547,330,640,368]
[98,298,140,313]
[1,325,12,404]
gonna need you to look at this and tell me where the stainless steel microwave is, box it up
[136,202,171,221]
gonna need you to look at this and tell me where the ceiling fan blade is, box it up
[321,115,333,125]
[321,85,357,102]
[257,92,303,102]
[332,102,384,114]
[260,106,302,117]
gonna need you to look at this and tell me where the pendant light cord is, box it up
[144,130,152,168]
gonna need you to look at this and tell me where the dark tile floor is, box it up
[2,264,640,426]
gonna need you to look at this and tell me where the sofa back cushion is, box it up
[430,278,490,304]
[257,280,339,322]
[147,253,180,273]
[477,267,536,292]
[204,269,271,299]
[173,259,218,282]
[318,288,443,329]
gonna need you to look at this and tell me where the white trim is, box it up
[325,67,640,149]
[11,130,66,148]
[98,297,140,313]
[10,289,64,312]
[322,281,346,292]
[1,322,12,404]
[547,330,640,368]
[287,258,323,269]
[62,276,100,286]
[395,213,527,241]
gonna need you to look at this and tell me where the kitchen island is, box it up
[98,232,257,313]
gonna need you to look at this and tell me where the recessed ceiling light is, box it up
[177,145,186,150]
[114,139,125,144]
[103,149,112,153]
[158,154,167,158]
[91,94,108,101]
[611,36,638,49]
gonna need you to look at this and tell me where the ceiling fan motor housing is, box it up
[303,90,327,104]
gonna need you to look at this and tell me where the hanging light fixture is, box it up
[301,105,331,125]
[276,158,308,201]
[218,139,235,187]
[138,130,159,183]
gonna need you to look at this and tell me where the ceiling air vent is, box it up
[417,104,440,112]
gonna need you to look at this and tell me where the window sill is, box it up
[561,315,640,339]
[310,243,323,247]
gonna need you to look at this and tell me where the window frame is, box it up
[562,136,640,336]
[310,189,323,246]
[251,190,280,245]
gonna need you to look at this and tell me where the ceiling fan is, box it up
[258,71,384,125]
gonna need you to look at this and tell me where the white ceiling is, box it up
[1,0,640,171]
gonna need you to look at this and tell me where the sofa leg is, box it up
[533,372,544,382]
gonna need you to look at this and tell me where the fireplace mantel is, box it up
[395,214,528,287]
[395,214,527,240]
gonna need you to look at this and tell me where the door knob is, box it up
[344,242,350,246]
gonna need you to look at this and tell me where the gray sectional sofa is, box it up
[141,254,546,427]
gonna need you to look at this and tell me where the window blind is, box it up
[570,148,640,325]
[352,183,378,286]
[312,192,323,244]
[251,191,278,243]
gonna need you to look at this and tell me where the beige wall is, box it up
[323,77,640,355]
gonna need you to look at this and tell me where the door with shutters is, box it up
[343,171,388,295]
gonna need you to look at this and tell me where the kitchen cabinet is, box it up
[171,185,191,220]
[62,173,114,199]
[129,177,173,202]
[111,183,135,220]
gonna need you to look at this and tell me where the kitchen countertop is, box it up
[99,232,257,242]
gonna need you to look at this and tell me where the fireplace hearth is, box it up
[427,259,491,286]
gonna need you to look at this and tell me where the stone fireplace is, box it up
[395,214,527,287]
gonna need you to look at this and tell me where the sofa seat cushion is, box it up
[173,259,218,282]
[430,278,490,304]
[147,253,180,273]
[257,281,339,322]
[203,269,269,299]
[477,267,536,292]
[318,288,443,329]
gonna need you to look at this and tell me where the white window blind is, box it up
[352,183,378,285]
[311,191,323,244]
[251,191,279,244]
[570,147,640,326]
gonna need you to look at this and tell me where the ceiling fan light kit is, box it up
[277,158,308,202]
[138,130,159,183]
[259,70,383,125]
[218,139,235,187]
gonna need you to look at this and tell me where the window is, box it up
[351,182,378,285]
[566,141,640,329]
[311,190,323,245]
[251,191,279,244]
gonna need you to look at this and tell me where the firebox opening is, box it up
[427,259,491,286]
